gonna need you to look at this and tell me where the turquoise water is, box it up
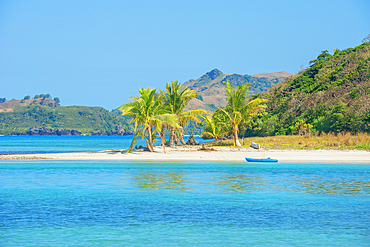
[0,136,209,154]
[1,160,370,246]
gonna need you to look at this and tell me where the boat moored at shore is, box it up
[246,158,278,162]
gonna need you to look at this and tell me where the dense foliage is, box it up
[0,105,133,135]
[246,42,370,136]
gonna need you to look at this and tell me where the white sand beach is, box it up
[1,146,370,163]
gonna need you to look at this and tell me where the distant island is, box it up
[0,94,133,136]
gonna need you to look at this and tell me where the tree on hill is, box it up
[363,34,370,44]
[34,94,51,100]
[24,95,31,100]
[0,98,6,103]
[39,94,51,99]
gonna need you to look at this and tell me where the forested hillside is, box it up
[0,105,133,135]
[248,42,370,136]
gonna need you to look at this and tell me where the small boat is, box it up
[245,158,278,163]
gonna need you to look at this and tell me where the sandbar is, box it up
[1,146,370,163]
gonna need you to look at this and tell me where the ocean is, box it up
[0,135,209,155]
[0,137,369,246]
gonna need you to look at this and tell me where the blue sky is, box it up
[1,0,369,110]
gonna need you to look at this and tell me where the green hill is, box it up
[0,104,133,135]
[182,69,292,112]
[248,42,370,136]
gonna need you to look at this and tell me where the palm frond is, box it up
[200,131,215,138]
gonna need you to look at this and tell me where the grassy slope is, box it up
[0,98,59,112]
[183,69,292,112]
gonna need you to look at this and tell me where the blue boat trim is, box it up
[245,158,278,163]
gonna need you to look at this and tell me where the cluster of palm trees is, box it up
[119,80,267,152]
[118,81,209,153]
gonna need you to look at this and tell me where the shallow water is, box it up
[0,135,209,154]
[1,161,369,246]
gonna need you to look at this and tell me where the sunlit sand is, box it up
[1,146,370,163]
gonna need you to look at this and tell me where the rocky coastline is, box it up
[18,127,82,136]
[90,125,126,136]
[15,126,130,136]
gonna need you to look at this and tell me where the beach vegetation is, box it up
[206,132,370,150]
[118,87,179,152]
[201,108,230,140]
[119,81,210,151]
[200,115,221,141]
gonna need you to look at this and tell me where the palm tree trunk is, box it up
[168,126,175,147]
[233,124,241,147]
[241,127,245,145]
[160,125,166,153]
[174,131,179,145]
[180,126,186,145]
[171,126,179,145]
[126,130,140,153]
[147,126,154,152]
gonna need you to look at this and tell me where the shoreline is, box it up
[1,146,370,163]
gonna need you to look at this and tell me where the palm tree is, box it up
[200,109,232,141]
[221,80,267,146]
[160,81,210,146]
[200,115,221,141]
[178,109,210,144]
[118,88,178,152]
